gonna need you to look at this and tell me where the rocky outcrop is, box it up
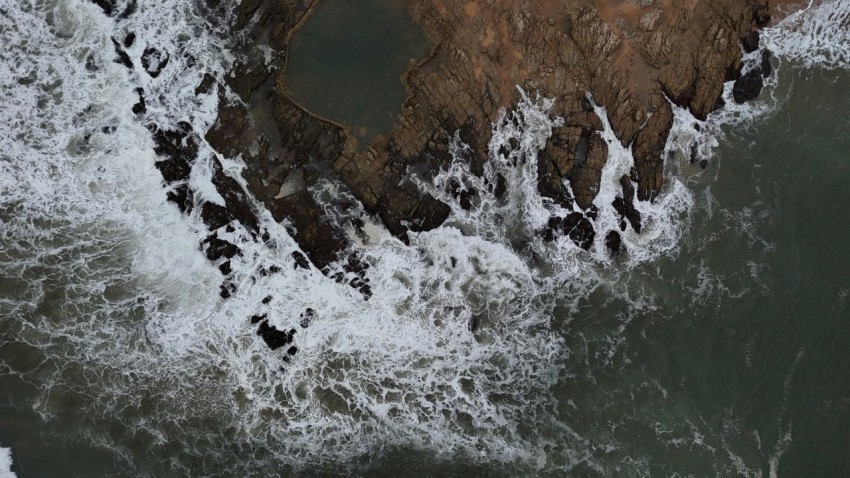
[138,0,790,351]
[150,0,786,300]
[190,0,781,271]
[733,49,773,104]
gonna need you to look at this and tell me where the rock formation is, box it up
[118,0,793,344]
[187,0,783,271]
[125,0,794,350]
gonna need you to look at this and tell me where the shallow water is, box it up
[1,0,850,477]
[285,0,430,145]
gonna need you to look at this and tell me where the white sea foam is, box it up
[0,0,847,474]
[0,446,15,478]
[764,0,850,70]
[666,0,850,172]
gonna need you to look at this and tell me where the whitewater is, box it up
[1,0,848,475]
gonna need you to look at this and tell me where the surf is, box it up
[0,0,848,474]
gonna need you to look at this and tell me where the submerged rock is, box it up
[255,319,296,351]
[111,38,133,69]
[541,213,595,251]
[131,88,145,115]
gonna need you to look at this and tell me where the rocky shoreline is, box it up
[196,0,780,264]
[97,0,791,349]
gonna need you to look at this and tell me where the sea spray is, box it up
[0,446,15,478]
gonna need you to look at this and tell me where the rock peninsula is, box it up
[149,0,792,290]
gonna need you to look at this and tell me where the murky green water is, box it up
[285,0,430,145]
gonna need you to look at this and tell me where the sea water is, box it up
[285,0,430,145]
[1,0,849,476]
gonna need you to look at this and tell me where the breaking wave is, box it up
[0,0,847,475]
[0,446,15,478]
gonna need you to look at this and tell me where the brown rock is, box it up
[192,0,786,265]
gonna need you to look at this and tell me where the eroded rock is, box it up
[192,0,782,276]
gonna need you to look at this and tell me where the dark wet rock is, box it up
[334,253,373,299]
[376,186,450,243]
[292,251,310,269]
[585,204,598,221]
[448,180,477,211]
[493,173,507,200]
[166,184,193,213]
[151,122,259,233]
[537,109,603,210]
[190,0,785,304]
[299,308,314,328]
[195,73,216,96]
[759,49,773,78]
[733,51,772,104]
[90,0,115,16]
[689,142,700,164]
[111,38,133,69]
[732,72,763,104]
[541,213,595,250]
[612,175,642,233]
[227,61,271,102]
[141,47,170,78]
[207,88,351,268]
[131,88,145,115]
[152,123,196,183]
[712,93,726,112]
[118,0,137,19]
[85,54,99,72]
[741,30,760,54]
[250,313,267,324]
[200,203,233,231]
[203,233,240,261]
[564,213,595,250]
[218,260,232,275]
[219,282,236,299]
[156,124,253,231]
[232,0,265,30]
[754,5,771,27]
[207,157,260,233]
[266,190,346,270]
[256,319,296,351]
[261,295,273,304]
[632,98,673,202]
[568,134,608,210]
[468,315,481,332]
[123,32,136,48]
[605,230,623,257]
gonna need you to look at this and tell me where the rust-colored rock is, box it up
[196,0,783,263]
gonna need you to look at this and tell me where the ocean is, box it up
[0,0,849,476]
